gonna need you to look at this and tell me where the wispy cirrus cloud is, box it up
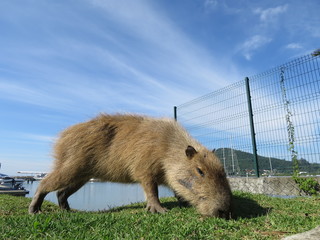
[286,43,302,50]
[238,35,272,60]
[22,134,57,143]
[253,4,288,22]
[89,0,233,89]
[236,4,289,60]
[0,0,237,118]
[204,0,218,9]
[0,81,73,110]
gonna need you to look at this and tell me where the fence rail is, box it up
[175,51,320,178]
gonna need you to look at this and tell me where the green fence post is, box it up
[245,77,260,177]
[174,106,177,121]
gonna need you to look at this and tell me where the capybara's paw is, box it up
[29,209,41,214]
[28,205,41,214]
[146,203,168,214]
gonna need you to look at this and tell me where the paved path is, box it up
[282,226,320,240]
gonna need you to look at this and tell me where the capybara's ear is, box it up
[212,149,216,153]
[185,145,197,159]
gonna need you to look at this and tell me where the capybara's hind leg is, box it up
[57,180,88,210]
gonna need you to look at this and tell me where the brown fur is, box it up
[29,114,232,217]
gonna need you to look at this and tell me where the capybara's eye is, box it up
[196,167,205,177]
[199,196,207,201]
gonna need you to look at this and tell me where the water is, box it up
[24,181,173,211]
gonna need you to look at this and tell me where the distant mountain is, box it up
[215,148,320,176]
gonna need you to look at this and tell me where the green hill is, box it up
[215,148,320,176]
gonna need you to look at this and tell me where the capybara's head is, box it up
[169,145,232,218]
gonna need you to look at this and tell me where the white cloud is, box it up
[204,0,218,9]
[0,81,71,109]
[0,131,57,145]
[286,43,302,49]
[239,35,272,60]
[254,4,288,22]
[23,134,57,143]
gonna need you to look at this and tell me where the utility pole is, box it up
[269,157,273,175]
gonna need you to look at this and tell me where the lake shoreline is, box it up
[23,181,173,211]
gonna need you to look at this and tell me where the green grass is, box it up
[1,191,320,239]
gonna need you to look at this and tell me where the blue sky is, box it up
[0,0,319,175]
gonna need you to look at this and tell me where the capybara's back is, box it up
[29,114,232,217]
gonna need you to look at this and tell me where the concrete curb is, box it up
[228,176,320,196]
[282,226,320,240]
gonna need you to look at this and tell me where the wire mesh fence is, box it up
[175,51,320,178]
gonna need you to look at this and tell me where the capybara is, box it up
[29,114,232,218]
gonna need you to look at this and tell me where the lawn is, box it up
[1,191,319,239]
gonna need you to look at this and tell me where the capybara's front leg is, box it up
[29,191,48,214]
[141,181,167,213]
[29,174,54,214]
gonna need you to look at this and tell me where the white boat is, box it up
[33,173,47,180]
[17,171,48,181]
[0,173,25,190]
